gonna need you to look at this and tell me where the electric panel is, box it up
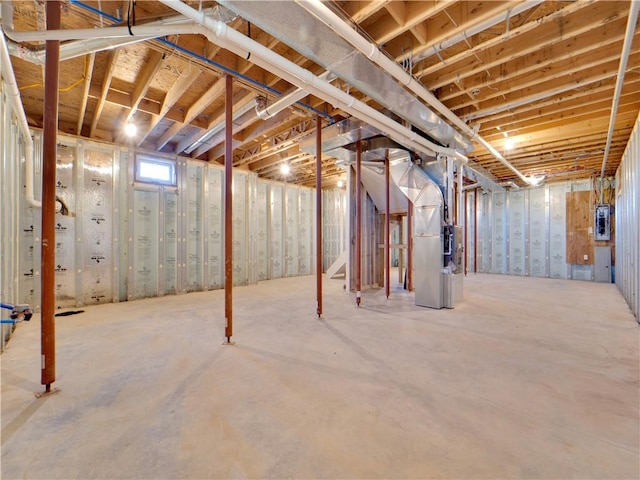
[594,204,611,241]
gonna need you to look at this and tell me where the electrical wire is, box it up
[19,55,87,92]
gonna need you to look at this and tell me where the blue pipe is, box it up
[1,302,15,311]
[1,320,17,325]
[69,0,333,122]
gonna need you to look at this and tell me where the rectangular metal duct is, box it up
[220,0,472,152]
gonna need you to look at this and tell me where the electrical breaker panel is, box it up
[594,204,611,241]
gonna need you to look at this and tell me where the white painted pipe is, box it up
[409,1,544,64]
[255,71,335,120]
[599,0,640,195]
[0,27,39,207]
[255,88,309,120]
[7,35,155,64]
[298,0,530,184]
[159,1,467,163]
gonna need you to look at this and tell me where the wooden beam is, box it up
[367,0,453,46]
[76,52,95,135]
[419,2,624,90]
[136,65,202,145]
[343,0,389,23]
[155,75,225,150]
[115,49,165,142]
[89,49,119,138]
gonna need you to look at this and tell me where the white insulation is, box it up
[615,113,640,320]
[9,131,334,309]
[467,179,592,279]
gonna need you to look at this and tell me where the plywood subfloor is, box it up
[1,274,638,479]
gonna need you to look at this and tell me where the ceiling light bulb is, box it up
[337,180,344,188]
[124,123,137,137]
[504,137,515,150]
[280,163,290,175]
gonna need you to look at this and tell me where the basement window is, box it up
[135,155,177,186]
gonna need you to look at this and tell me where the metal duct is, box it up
[219,0,472,152]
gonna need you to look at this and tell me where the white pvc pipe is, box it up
[255,71,335,120]
[0,27,39,207]
[7,35,155,64]
[599,0,640,193]
[159,0,466,162]
[298,0,530,184]
[410,1,544,64]
[255,88,308,120]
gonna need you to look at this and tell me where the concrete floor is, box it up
[1,273,638,479]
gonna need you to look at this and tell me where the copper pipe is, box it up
[40,0,61,392]
[224,74,233,342]
[355,139,362,306]
[315,115,322,318]
[385,150,390,299]
[407,198,413,291]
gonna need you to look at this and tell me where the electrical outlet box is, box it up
[594,204,610,241]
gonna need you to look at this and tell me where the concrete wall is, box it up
[615,112,640,320]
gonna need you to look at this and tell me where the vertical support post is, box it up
[464,190,468,276]
[446,156,454,225]
[474,189,478,274]
[385,150,390,299]
[355,139,362,306]
[407,198,413,291]
[224,74,233,343]
[457,162,464,228]
[398,215,403,284]
[315,116,322,318]
[41,0,61,392]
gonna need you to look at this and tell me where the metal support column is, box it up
[315,116,322,318]
[407,198,413,291]
[355,139,362,306]
[40,0,61,392]
[385,150,390,299]
[224,74,233,344]
[464,190,468,276]
[474,190,478,274]
[398,215,404,284]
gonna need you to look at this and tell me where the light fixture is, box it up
[280,163,290,176]
[504,137,515,150]
[526,175,545,187]
[337,179,344,188]
[124,122,137,137]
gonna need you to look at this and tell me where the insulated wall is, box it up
[616,113,640,320]
[15,131,319,310]
[468,179,594,279]
[322,188,347,270]
[1,82,28,351]
[259,180,316,280]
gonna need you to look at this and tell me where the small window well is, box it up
[135,155,177,186]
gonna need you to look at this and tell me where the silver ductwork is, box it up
[219,0,473,153]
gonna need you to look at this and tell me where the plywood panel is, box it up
[566,190,594,265]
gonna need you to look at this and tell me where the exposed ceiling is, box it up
[3,0,639,188]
